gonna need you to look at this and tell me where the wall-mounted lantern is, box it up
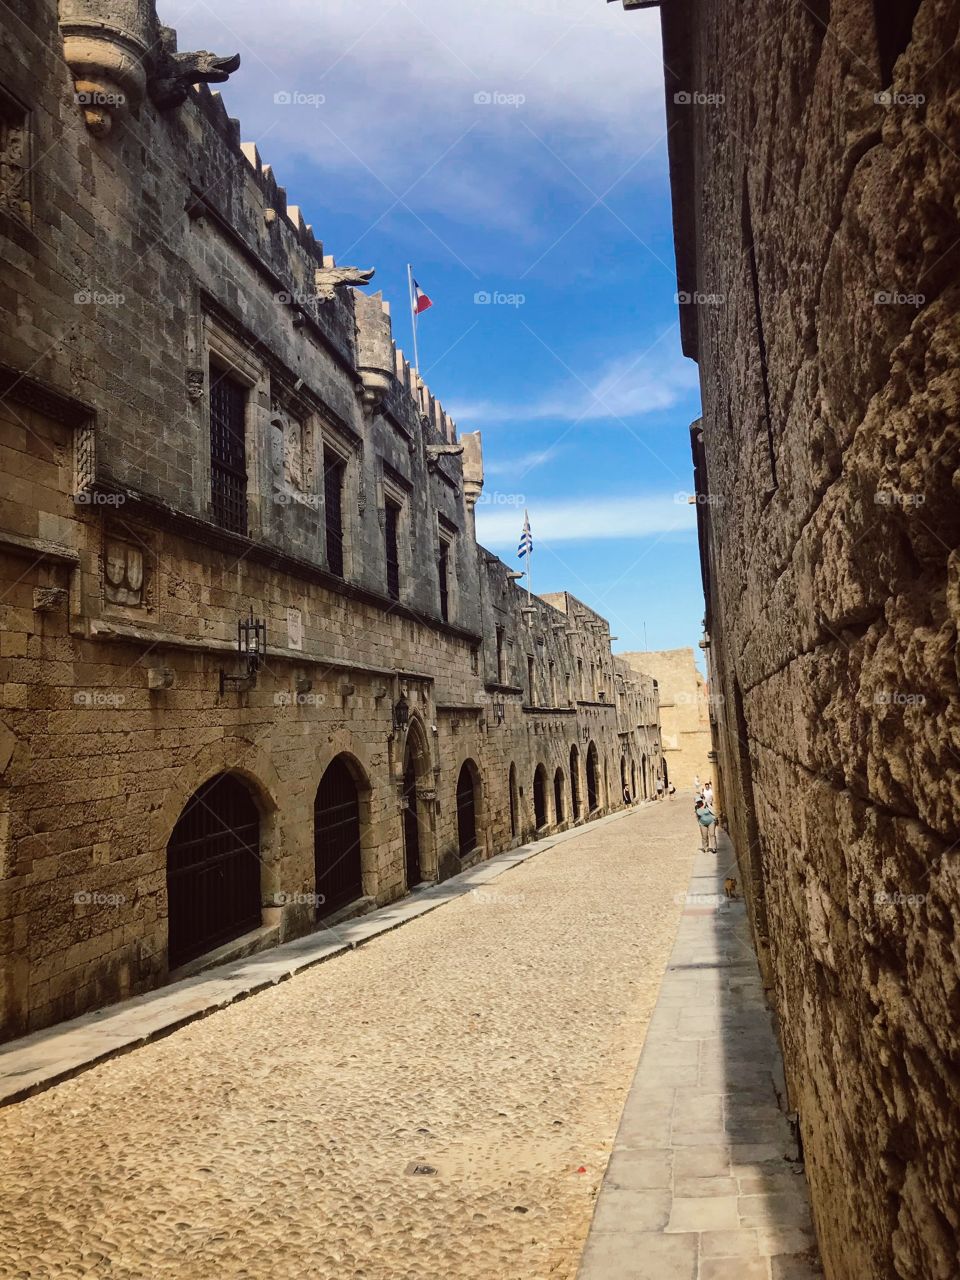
[393,694,410,730]
[220,609,266,695]
[580,725,590,743]
[493,697,506,725]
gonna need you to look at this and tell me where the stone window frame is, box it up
[436,513,459,625]
[202,315,267,538]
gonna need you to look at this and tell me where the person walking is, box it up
[695,795,718,852]
[702,780,714,807]
[656,775,665,802]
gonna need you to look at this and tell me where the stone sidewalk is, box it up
[0,805,639,1107]
[577,832,823,1280]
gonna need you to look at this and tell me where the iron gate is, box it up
[314,757,363,914]
[166,772,261,969]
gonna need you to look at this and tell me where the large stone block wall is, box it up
[0,0,664,1039]
[643,0,960,1276]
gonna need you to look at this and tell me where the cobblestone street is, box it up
[0,803,695,1280]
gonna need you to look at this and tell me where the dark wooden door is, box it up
[403,760,421,888]
[314,758,363,915]
[534,767,547,829]
[166,772,261,969]
[587,745,599,812]
[457,764,476,855]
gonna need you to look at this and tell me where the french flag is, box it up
[413,278,433,316]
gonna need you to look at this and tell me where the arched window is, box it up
[554,768,565,824]
[166,772,261,968]
[509,763,519,838]
[533,764,548,830]
[570,744,582,819]
[314,756,364,915]
[587,742,600,813]
[457,761,478,856]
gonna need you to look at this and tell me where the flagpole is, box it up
[407,263,420,374]
[526,509,532,603]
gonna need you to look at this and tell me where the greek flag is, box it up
[518,511,533,559]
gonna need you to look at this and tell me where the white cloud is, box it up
[475,493,696,547]
[159,0,667,225]
[484,446,560,476]
[450,346,699,425]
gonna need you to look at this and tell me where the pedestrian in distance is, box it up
[656,776,665,801]
[702,779,714,807]
[622,784,631,805]
[668,783,676,801]
[695,795,718,852]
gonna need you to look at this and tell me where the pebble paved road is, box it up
[0,801,696,1280]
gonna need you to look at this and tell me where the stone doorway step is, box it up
[577,832,823,1280]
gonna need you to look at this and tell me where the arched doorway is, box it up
[402,722,430,889]
[533,764,548,830]
[631,760,638,802]
[570,744,582,819]
[587,742,600,813]
[457,761,479,856]
[641,754,649,799]
[166,772,262,969]
[620,754,628,795]
[314,756,364,915]
[509,763,519,838]
[554,767,565,824]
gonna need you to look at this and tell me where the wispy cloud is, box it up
[475,493,696,547]
[160,0,667,226]
[450,349,699,425]
[485,446,560,476]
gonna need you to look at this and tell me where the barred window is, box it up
[324,455,345,578]
[384,499,400,601]
[438,536,450,621]
[209,369,248,534]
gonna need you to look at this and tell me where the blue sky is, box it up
[164,0,705,655]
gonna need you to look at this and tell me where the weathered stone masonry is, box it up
[614,1,960,1278]
[0,0,664,1039]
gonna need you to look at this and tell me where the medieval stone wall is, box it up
[619,648,712,791]
[0,0,663,1040]
[640,0,960,1276]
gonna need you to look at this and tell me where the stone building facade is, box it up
[614,1,960,1278]
[619,648,712,791]
[0,0,663,1040]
